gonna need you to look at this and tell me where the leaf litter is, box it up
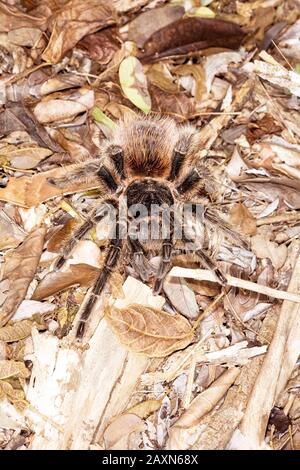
[0,0,300,452]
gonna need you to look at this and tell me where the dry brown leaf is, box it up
[7,27,43,47]
[0,145,53,169]
[127,5,184,48]
[174,64,206,101]
[246,114,282,144]
[0,165,99,207]
[0,2,46,33]
[229,202,257,236]
[186,279,219,297]
[33,99,88,124]
[0,210,26,250]
[140,17,245,61]
[150,84,195,121]
[32,263,99,300]
[0,320,33,342]
[243,60,300,97]
[0,360,30,380]
[146,63,178,93]
[0,227,46,327]
[103,413,146,450]
[80,29,120,65]
[204,51,243,96]
[105,303,194,358]
[47,217,78,253]
[42,0,115,63]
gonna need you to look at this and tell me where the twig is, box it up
[271,40,294,71]
[169,267,300,304]
[257,211,300,226]
[183,355,196,409]
[193,291,225,329]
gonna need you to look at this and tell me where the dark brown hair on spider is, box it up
[48,115,245,339]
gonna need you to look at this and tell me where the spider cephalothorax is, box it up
[49,115,244,338]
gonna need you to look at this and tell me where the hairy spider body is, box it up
[49,115,244,339]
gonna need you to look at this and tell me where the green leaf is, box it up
[119,56,151,114]
[91,107,117,130]
[186,6,215,18]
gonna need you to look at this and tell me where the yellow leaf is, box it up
[0,360,30,380]
[119,56,151,114]
[92,106,117,130]
[127,398,162,419]
[0,380,28,409]
[0,320,33,342]
[105,303,194,357]
[187,7,216,18]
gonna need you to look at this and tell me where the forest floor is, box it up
[0,0,300,450]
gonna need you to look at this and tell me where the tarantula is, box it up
[49,115,244,338]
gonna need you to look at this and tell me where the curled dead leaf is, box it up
[42,0,116,64]
[105,303,194,358]
[0,2,46,33]
[34,99,87,124]
[0,227,46,328]
[166,367,241,450]
[32,263,99,300]
[0,210,26,250]
[1,145,53,169]
[163,276,199,320]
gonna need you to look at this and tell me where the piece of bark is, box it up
[26,319,150,449]
[239,247,300,448]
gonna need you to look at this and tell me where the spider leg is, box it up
[54,218,93,270]
[168,125,195,181]
[153,212,174,295]
[195,248,227,285]
[47,159,119,192]
[153,240,173,294]
[204,208,249,249]
[76,222,123,339]
[176,169,201,195]
[54,199,118,270]
[128,237,152,282]
[174,244,227,285]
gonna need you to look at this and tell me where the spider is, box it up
[48,115,245,339]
